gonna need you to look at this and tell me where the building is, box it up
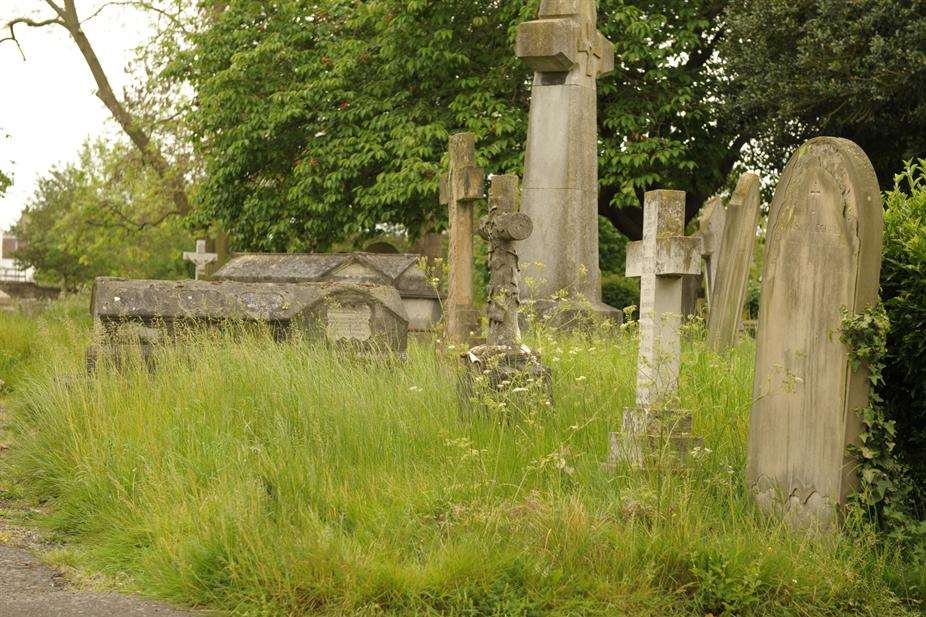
[0,231,34,282]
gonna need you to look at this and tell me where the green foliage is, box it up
[722,0,926,184]
[598,216,629,275]
[12,140,193,290]
[2,303,923,615]
[177,0,733,249]
[601,273,640,314]
[880,161,926,508]
[0,169,10,197]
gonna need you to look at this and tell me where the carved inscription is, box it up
[326,304,373,342]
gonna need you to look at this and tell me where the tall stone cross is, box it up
[183,239,218,281]
[478,175,533,348]
[514,0,618,319]
[439,133,485,345]
[618,190,701,464]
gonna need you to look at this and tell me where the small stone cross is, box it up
[617,190,701,465]
[439,133,485,345]
[182,239,218,281]
[478,175,533,348]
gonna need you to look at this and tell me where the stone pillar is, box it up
[182,239,218,281]
[616,190,701,465]
[515,0,619,320]
[747,138,883,528]
[439,133,485,345]
[706,173,761,351]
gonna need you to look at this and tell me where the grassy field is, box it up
[0,298,923,616]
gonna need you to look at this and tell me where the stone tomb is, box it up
[515,0,620,321]
[747,137,883,527]
[214,252,439,332]
[89,278,408,363]
[614,190,701,466]
[706,173,761,352]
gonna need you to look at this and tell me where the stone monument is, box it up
[515,0,619,321]
[214,252,440,332]
[697,196,727,307]
[461,175,549,403]
[439,132,485,344]
[706,173,761,351]
[89,278,409,365]
[747,137,883,527]
[614,190,701,465]
[182,239,218,281]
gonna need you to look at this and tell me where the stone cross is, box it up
[478,175,533,347]
[617,190,701,465]
[182,239,218,281]
[706,173,761,352]
[696,196,727,307]
[514,0,619,320]
[748,138,883,528]
[439,133,485,345]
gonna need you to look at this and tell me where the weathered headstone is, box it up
[697,196,727,304]
[182,239,218,281]
[747,137,883,527]
[214,252,440,332]
[614,190,701,465]
[515,0,619,321]
[462,175,550,405]
[439,133,485,344]
[706,173,761,351]
[89,278,409,364]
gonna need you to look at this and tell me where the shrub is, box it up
[880,161,926,509]
[601,273,639,314]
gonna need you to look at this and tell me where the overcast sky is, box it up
[0,1,155,230]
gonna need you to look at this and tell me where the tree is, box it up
[722,0,926,185]
[178,0,737,248]
[13,139,192,290]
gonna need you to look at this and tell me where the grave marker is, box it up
[697,196,727,306]
[182,239,218,281]
[747,137,883,527]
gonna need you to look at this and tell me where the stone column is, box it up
[439,133,485,345]
[617,190,701,465]
[515,0,619,320]
[747,138,883,528]
[706,173,761,351]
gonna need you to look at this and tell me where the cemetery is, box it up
[0,1,925,616]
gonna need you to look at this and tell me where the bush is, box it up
[601,273,639,314]
[881,161,926,508]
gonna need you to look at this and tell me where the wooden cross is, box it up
[516,0,615,80]
[182,239,218,281]
[478,175,533,348]
[439,133,485,345]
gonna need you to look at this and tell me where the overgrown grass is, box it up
[0,302,923,616]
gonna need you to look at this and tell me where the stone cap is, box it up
[91,278,408,325]
[213,252,439,299]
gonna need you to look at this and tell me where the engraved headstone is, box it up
[614,190,701,465]
[706,173,761,351]
[515,0,620,321]
[182,239,218,281]
[214,252,440,332]
[439,133,485,344]
[88,278,408,365]
[747,138,883,527]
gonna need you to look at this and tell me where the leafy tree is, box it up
[722,0,926,185]
[13,140,193,290]
[0,169,10,197]
[178,0,735,248]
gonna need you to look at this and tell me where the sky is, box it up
[0,0,155,230]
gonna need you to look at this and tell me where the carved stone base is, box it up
[607,408,700,469]
[459,344,552,413]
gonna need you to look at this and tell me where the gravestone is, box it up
[214,252,440,332]
[515,0,620,321]
[697,196,727,305]
[461,175,550,406]
[89,278,408,364]
[747,137,883,527]
[439,133,485,344]
[614,190,701,465]
[706,173,761,351]
[182,239,218,281]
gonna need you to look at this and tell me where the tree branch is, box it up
[1,16,65,60]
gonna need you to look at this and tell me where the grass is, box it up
[0,297,923,616]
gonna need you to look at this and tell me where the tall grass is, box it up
[0,304,922,616]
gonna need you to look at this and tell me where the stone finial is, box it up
[182,239,218,281]
[478,175,533,347]
[440,133,485,345]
